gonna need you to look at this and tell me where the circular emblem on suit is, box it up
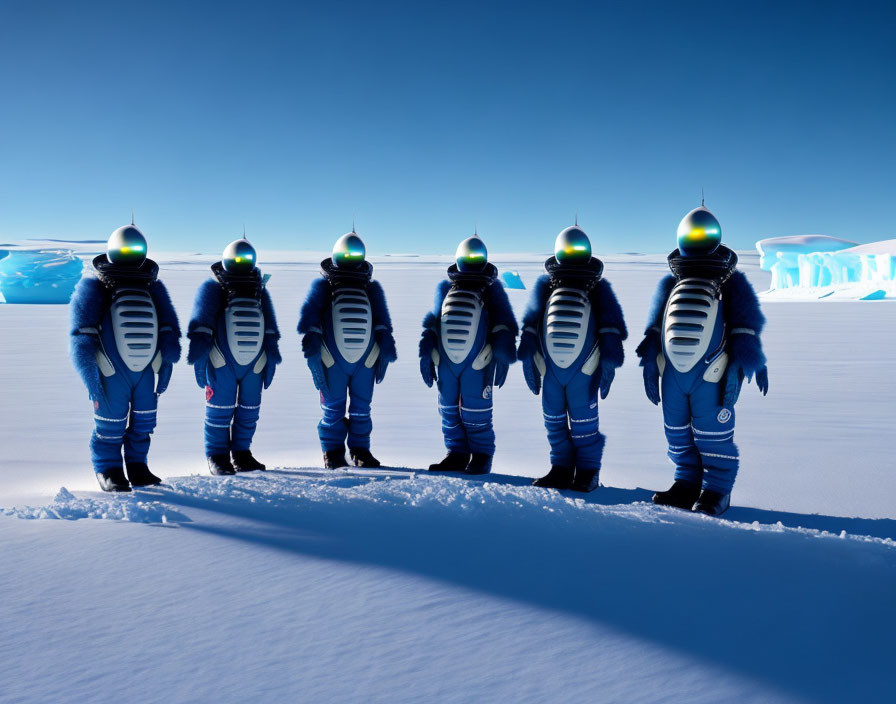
[717,408,732,423]
[483,386,492,400]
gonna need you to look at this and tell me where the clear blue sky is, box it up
[0,0,893,254]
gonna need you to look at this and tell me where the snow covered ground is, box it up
[1,252,894,702]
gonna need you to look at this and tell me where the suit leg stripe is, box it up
[692,426,734,435]
[701,452,739,460]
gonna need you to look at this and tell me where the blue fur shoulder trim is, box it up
[298,277,330,334]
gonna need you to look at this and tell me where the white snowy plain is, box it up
[1,252,894,704]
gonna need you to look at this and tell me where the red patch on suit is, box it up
[206,385,214,402]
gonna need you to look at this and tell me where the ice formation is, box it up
[0,249,84,303]
[756,235,896,298]
[501,270,525,289]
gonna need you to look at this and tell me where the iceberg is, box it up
[756,235,858,289]
[0,249,85,304]
[756,236,896,299]
[501,270,525,289]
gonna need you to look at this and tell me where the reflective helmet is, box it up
[677,207,722,256]
[554,226,592,264]
[222,238,257,272]
[456,236,488,272]
[107,225,148,265]
[333,232,366,268]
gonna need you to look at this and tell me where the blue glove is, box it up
[722,363,745,408]
[302,331,322,358]
[88,376,109,410]
[375,332,397,384]
[494,360,509,388]
[193,356,208,389]
[596,363,616,400]
[263,360,276,389]
[756,366,769,396]
[522,358,541,395]
[419,329,438,387]
[156,362,173,395]
[420,354,437,387]
[642,361,661,405]
[307,355,329,396]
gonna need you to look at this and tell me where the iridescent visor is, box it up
[678,225,721,251]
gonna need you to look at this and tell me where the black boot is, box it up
[466,453,492,475]
[694,489,731,516]
[232,450,266,472]
[208,454,236,476]
[126,462,162,487]
[324,449,349,469]
[571,468,600,493]
[349,447,381,468]
[533,465,574,489]
[429,452,471,472]
[96,467,131,493]
[652,480,701,510]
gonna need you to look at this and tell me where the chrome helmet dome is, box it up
[554,226,592,264]
[456,236,488,272]
[333,232,366,268]
[677,207,722,256]
[107,225,148,265]
[222,238,258,272]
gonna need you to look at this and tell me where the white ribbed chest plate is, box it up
[543,287,591,369]
[110,289,158,372]
[663,278,721,373]
[440,288,483,364]
[226,297,265,366]
[331,289,372,364]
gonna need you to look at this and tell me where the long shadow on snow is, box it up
[150,468,896,704]
[362,468,896,541]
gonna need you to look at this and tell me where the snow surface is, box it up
[1,252,895,702]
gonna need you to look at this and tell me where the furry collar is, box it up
[446,262,498,292]
[667,245,738,286]
[211,261,263,301]
[92,254,159,290]
[320,258,373,288]
[544,256,604,292]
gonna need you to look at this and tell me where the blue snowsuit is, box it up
[69,256,181,473]
[187,263,281,457]
[298,260,396,453]
[636,248,768,494]
[419,263,518,459]
[518,257,626,474]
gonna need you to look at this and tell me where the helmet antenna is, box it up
[352,214,356,234]
[131,209,135,226]
[243,224,246,238]
[575,211,578,227]
[701,187,705,207]
[474,221,478,237]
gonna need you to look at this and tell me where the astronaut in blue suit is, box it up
[299,231,396,468]
[187,238,281,476]
[517,225,627,492]
[69,224,182,492]
[636,206,769,516]
[419,236,518,475]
